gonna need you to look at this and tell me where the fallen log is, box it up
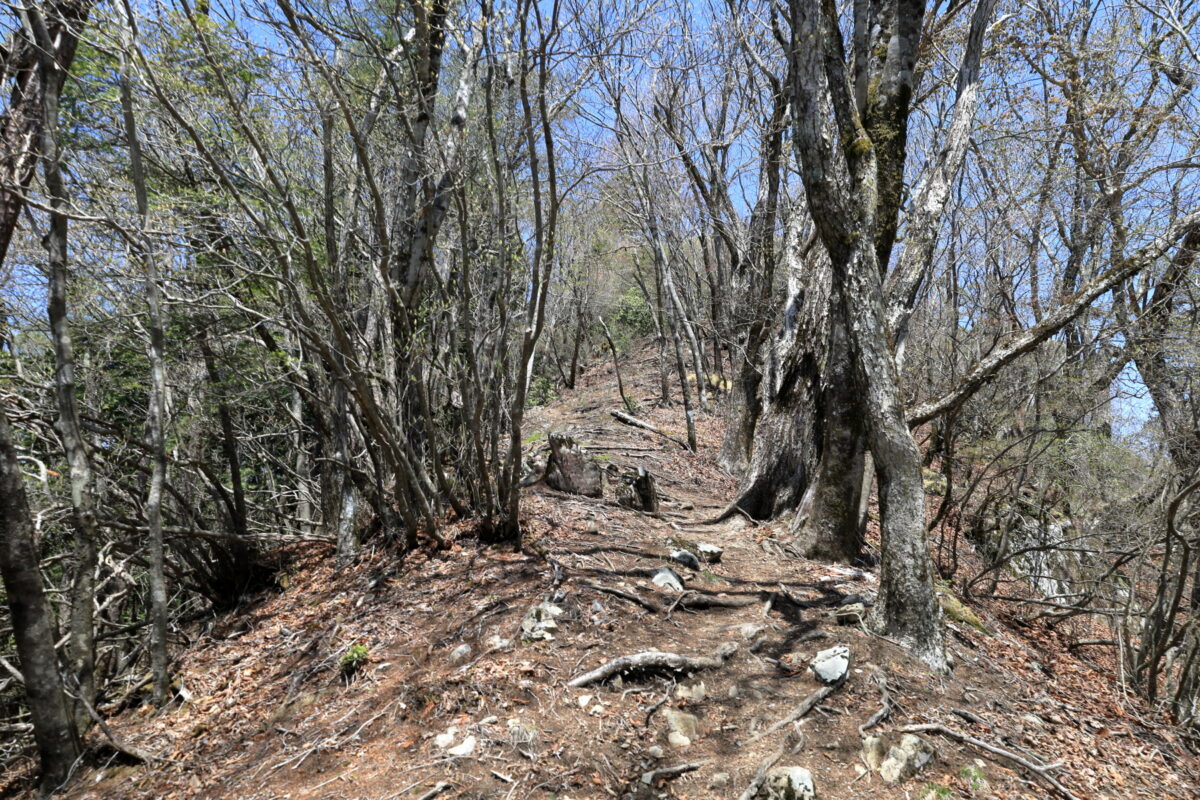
[567,642,738,687]
[609,410,691,451]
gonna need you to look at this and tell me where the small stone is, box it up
[485,635,512,651]
[479,715,498,725]
[738,623,767,642]
[647,745,664,759]
[577,694,593,708]
[663,709,699,739]
[667,731,691,748]
[810,645,850,684]
[835,602,866,625]
[434,728,458,748]
[651,568,684,593]
[449,644,472,663]
[586,518,600,533]
[761,766,815,800]
[521,601,564,641]
[675,680,706,702]
[879,734,936,783]
[446,735,476,757]
[709,772,730,789]
[670,549,702,571]
[697,543,723,563]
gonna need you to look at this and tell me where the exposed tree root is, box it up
[736,730,803,800]
[901,722,1082,800]
[741,683,841,746]
[567,642,739,687]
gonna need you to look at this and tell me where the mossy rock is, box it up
[937,587,989,634]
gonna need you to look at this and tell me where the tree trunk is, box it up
[0,409,81,795]
[41,22,98,729]
[117,17,171,703]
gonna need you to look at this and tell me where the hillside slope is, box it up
[10,355,1199,800]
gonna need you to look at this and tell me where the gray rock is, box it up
[862,735,887,771]
[697,543,723,563]
[760,766,815,800]
[651,568,684,593]
[675,680,706,702]
[670,549,702,571]
[663,708,698,740]
[709,772,730,789]
[521,600,564,641]
[809,645,850,684]
[485,634,512,651]
[879,733,936,783]
[646,745,664,760]
[449,643,473,663]
[738,623,767,642]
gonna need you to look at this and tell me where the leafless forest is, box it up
[3,0,1200,797]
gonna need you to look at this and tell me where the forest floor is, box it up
[6,352,1200,800]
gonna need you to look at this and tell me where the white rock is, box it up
[667,731,691,748]
[675,680,706,702]
[697,543,723,563]
[449,643,472,663]
[577,694,593,708]
[651,568,684,593]
[647,745,664,759]
[434,728,458,748]
[761,766,815,800]
[810,645,850,684]
[446,735,476,757]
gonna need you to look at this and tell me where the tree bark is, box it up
[38,2,98,729]
[0,409,81,795]
[117,7,171,703]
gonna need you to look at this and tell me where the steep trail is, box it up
[19,353,1200,800]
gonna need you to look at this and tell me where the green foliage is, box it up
[959,763,988,794]
[611,286,654,342]
[920,783,954,800]
[526,375,558,408]
[339,643,370,677]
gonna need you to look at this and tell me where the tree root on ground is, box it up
[567,642,739,687]
[901,722,1082,800]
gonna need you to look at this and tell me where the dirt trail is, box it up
[21,354,1200,800]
